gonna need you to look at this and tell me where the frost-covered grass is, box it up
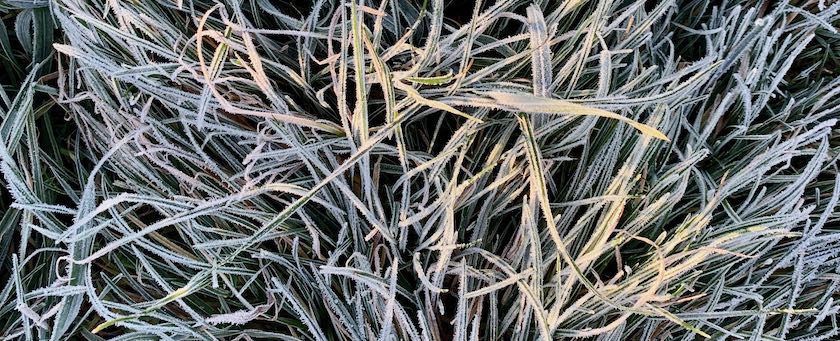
[1,0,839,339]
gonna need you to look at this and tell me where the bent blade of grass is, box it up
[395,80,483,123]
[491,91,669,141]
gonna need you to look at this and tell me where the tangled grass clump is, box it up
[1,0,839,339]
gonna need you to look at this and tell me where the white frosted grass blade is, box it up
[526,4,552,98]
